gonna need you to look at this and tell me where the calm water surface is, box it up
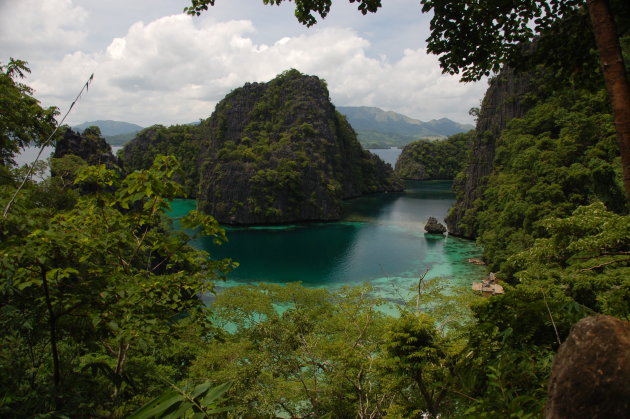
[170,180,485,304]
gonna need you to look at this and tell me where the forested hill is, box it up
[395,132,473,180]
[120,70,403,223]
[337,105,473,148]
[196,70,403,224]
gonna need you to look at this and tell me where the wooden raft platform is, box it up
[472,272,504,296]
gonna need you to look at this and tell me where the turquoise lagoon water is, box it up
[169,180,486,305]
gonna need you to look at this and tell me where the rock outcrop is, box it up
[445,68,537,237]
[196,70,403,225]
[53,127,119,169]
[545,315,630,419]
[424,217,447,234]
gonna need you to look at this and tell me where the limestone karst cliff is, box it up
[196,70,402,224]
[53,126,120,169]
[120,70,402,224]
[445,68,537,237]
[119,124,203,197]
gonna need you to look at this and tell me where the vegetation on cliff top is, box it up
[119,124,204,197]
[395,131,473,180]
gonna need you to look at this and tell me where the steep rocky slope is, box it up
[445,68,537,237]
[53,127,119,169]
[196,70,402,224]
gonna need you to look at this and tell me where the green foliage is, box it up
[0,155,234,416]
[129,380,232,419]
[396,131,473,180]
[120,124,205,197]
[509,203,630,319]
[449,202,628,418]
[385,313,453,417]
[190,283,401,418]
[0,58,58,167]
[422,0,592,81]
[185,0,383,27]
[469,88,625,273]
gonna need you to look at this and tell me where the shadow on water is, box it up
[169,180,486,302]
[194,222,361,286]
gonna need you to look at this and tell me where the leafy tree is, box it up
[185,0,383,27]
[509,202,630,319]
[384,313,456,418]
[0,155,235,416]
[395,131,473,180]
[0,58,58,168]
[189,283,395,418]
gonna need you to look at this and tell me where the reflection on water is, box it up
[170,180,486,304]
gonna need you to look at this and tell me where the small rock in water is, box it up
[425,217,447,234]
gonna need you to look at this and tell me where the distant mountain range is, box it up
[337,106,474,149]
[72,120,144,146]
[73,108,473,149]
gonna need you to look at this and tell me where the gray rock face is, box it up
[53,128,119,169]
[445,67,536,238]
[545,315,630,419]
[424,217,447,234]
[196,70,403,225]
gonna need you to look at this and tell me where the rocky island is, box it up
[121,70,402,224]
[395,132,472,180]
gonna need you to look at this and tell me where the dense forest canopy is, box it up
[395,132,473,180]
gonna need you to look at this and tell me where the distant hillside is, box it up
[72,120,144,146]
[337,106,473,148]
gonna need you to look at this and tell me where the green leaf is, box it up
[200,381,232,406]
[190,381,213,399]
[128,389,183,419]
[163,401,193,419]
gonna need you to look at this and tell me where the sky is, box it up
[0,0,489,128]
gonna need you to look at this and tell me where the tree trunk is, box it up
[587,0,630,203]
[41,267,62,409]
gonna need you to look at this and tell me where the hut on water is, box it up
[472,272,504,296]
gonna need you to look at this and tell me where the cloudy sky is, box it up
[0,0,488,127]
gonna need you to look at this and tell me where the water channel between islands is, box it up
[169,178,487,308]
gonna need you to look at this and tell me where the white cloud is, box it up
[0,0,88,60]
[22,12,486,127]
